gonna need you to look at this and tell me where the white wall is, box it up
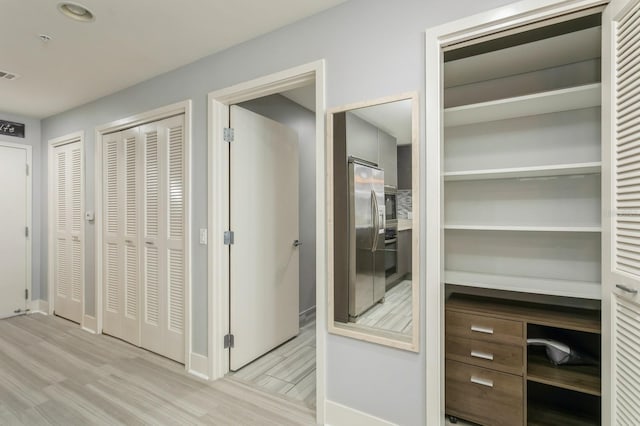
[40,0,519,423]
[239,94,317,315]
[0,112,42,301]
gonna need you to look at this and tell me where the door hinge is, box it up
[25,227,29,237]
[224,230,234,245]
[223,127,234,143]
[25,289,28,300]
[224,334,235,349]
[26,164,29,176]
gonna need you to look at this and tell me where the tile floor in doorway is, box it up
[356,279,413,334]
[228,318,316,410]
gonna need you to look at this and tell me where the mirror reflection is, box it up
[331,96,417,345]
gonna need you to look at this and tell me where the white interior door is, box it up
[53,140,83,323]
[103,115,185,363]
[102,129,140,345]
[0,144,28,318]
[603,0,640,424]
[229,105,299,371]
[140,115,186,363]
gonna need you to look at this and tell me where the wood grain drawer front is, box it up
[446,310,523,345]
[446,336,524,375]
[446,359,524,426]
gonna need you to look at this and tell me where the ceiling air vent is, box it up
[0,70,21,81]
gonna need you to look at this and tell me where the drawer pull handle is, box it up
[471,350,494,361]
[470,376,494,388]
[471,325,494,335]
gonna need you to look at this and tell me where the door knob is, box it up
[293,240,302,247]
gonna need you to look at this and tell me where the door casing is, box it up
[207,60,326,424]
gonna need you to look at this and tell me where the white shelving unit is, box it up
[443,24,603,300]
[444,83,601,127]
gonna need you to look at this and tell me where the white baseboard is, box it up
[188,352,210,380]
[299,305,316,325]
[29,300,49,315]
[82,315,98,334]
[325,400,396,426]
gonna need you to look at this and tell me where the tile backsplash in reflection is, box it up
[397,189,412,219]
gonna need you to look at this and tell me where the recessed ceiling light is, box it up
[57,2,95,22]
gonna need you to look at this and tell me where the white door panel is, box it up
[53,140,83,323]
[603,0,640,424]
[0,145,28,318]
[229,105,299,371]
[102,115,185,364]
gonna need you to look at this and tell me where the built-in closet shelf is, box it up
[444,225,601,233]
[527,353,601,396]
[444,83,601,127]
[443,162,602,181]
[444,270,601,300]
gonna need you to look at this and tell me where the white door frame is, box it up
[0,140,32,315]
[207,60,326,423]
[425,0,607,424]
[47,132,85,324]
[94,100,193,370]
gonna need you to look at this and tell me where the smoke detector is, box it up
[57,2,95,22]
[0,70,21,81]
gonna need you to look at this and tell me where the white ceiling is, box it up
[0,0,347,119]
[352,99,413,145]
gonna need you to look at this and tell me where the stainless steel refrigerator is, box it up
[348,157,386,319]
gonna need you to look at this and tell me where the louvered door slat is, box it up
[615,298,640,422]
[56,238,69,297]
[168,126,184,240]
[106,140,119,235]
[145,131,159,238]
[144,246,159,325]
[168,249,184,332]
[56,152,66,232]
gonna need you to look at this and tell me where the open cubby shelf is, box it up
[527,353,601,396]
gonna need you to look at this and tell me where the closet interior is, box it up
[443,8,604,425]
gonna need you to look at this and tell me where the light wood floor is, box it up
[229,318,316,410]
[355,280,412,334]
[0,313,315,425]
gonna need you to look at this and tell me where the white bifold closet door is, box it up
[53,139,83,323]
[604,0,640,424]
[103,128,141,345]
[102,115,185,363]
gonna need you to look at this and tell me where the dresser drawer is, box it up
[446,335,524,375]
[446,359,524,426]
[446,310,523,345]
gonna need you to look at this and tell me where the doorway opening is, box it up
[226,87,317,409]
[207,61,326,423]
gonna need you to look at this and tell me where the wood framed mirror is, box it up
[327,92,419,351]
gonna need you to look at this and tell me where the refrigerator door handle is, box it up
[372,190,380,252]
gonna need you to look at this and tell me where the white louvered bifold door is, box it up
[102,128,141,345]
[53,139,83,323]
[139,115,185,363]
[102,131,125,338]
[603,0,640,424]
